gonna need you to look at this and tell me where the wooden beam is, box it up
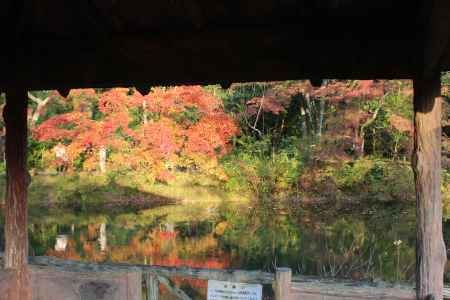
[309,79,323,87]
[440,45,450,71]
[423,0,450,75]
[30,256,275,284]
[413,74,446,300]
[0,26,418,90]
[3,88,31,300]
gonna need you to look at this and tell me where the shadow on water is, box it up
[27,177,179,216]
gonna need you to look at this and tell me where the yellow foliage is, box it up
[214,222,229,236]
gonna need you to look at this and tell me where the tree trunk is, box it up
[304,93,315,133]
[413,75,446,300]
[28,92,51,128]
[3,88,31,300]
[99,146,107,173]
[143,99,148,125]
[300,102,308,138]
[318,98,325,137]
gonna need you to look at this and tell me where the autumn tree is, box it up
[33,86,239,181]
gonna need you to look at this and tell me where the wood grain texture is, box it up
[30,266,142,300]
[413,75,447,300]
[3,88,31,300]
[144,273,159,300]
[274,268,292,300]
[0,270,14,300]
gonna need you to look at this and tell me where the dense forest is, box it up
[0,75,449,289]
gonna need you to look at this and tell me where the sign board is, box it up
[207,280,262,300]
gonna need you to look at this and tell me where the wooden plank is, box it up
[413,75,447,299]
[290,279,414,300]
[30,256,275,284]
[27,255,426,299]
[144,273,159,300]
[30,266,141,300]
[13,253,450,299]
[157,275,191,300]
[3,88,31,300]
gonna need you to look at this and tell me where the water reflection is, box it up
[2,201,444,295]
[99,223,107,252]
[34,221,230,271]
[54,235,68,252]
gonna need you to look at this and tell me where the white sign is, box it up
[207,280,262,300]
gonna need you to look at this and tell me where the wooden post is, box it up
[144,273,159,300]
[273,267,291,300]
[413,75,447,300]
[3,88,31,300]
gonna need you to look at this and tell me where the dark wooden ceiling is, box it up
[0,0,449,90]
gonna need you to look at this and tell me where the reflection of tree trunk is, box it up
[55,235,68,252]
[99,223,107,252]
[165,223,174,232]
[99,146,106,173]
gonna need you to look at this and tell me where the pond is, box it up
[1,198,450,299]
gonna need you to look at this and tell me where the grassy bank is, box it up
[0,171,249,225]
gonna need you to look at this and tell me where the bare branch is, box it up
[27,92,50,105]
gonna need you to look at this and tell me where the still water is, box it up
[2,201,450,298]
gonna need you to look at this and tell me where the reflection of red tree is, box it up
[155,231,177,240]
[153,256,230,270]
[153,242,231,291]
[45,227,231,293]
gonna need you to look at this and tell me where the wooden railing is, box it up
[27,256,423,300]
[29,256,286,300]
[1,255,446,300]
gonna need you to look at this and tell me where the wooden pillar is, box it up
[413,75,447,300]
[273,267,291,300]
[3,88,31,300]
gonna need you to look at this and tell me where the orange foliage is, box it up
[147,86,222,115]
[389,114,413,135]
[311,80,386,102]
[184,113,239,158]
[136,117,184,159]
[33,86,239,176]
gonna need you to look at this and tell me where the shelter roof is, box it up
[0,0,449,89]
